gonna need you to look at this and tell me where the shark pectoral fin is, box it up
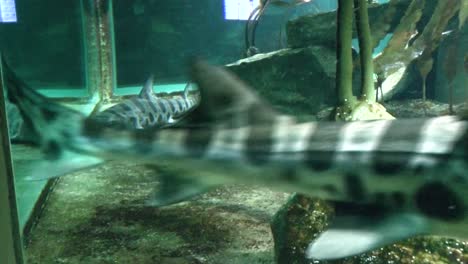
[305,213,428,260]
[23,151,104,181]
[167,114,188,125]
[145,165,215,207]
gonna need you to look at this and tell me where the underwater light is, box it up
[224,0,260,20]
[0,0,17,23]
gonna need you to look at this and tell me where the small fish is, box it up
[90,76,199,130]
[2,56,467,260]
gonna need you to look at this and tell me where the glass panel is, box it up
[0,0,84,95]
[113,0,332,95]
[1,1,466,263]
[0,51,25,264]
[113,1,230,91]
[113,0,248,94]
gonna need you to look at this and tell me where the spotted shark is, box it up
[2,56,467,260]
[90,76,199,129]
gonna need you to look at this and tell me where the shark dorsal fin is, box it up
[187,59,278,125]
[138,75,155,99]
[183,83,191,99]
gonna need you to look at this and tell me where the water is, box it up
[1,1,467,263]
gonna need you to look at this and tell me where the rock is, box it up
[335,101,395,121]
[318,99,467,120]
[384,99,467,118]
[285,0,466,104]
[286,0,412,49]
[271,194,333,264]
[434,24,468,104]
[226,47,337,115]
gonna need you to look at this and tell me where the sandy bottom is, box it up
[24,160,290,264]
[21,159,467,264]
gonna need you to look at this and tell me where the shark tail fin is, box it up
[1,54,84,159]
[1,55,103,181]
[138,75,155,98]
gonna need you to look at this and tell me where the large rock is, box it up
[226,47,337,115]
[271,194,332,264]
[286,0,412,49]
[434,24,468,104]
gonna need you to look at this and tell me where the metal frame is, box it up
[0,53,24,264]
[81,0,117,104]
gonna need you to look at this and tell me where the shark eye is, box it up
[415,182,464,221]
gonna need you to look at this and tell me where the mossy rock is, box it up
[334,101,395,121]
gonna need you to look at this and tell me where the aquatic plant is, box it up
[374,0,462,107]
[334,0,463,119]
[245,0,313,57]
[443,31,460,115]
[334,0,393,121]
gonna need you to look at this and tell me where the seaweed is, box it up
[443,31,460,114]
[373,0,425,81]
[333,0,394,121]
[373,0,461,103]
[413,0,460,113]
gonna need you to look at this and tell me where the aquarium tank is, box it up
[0,0,467,263]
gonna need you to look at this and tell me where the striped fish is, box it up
[2,57,467,260]
[90,76,199,129]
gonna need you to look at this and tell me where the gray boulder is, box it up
[226,46,337,116]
